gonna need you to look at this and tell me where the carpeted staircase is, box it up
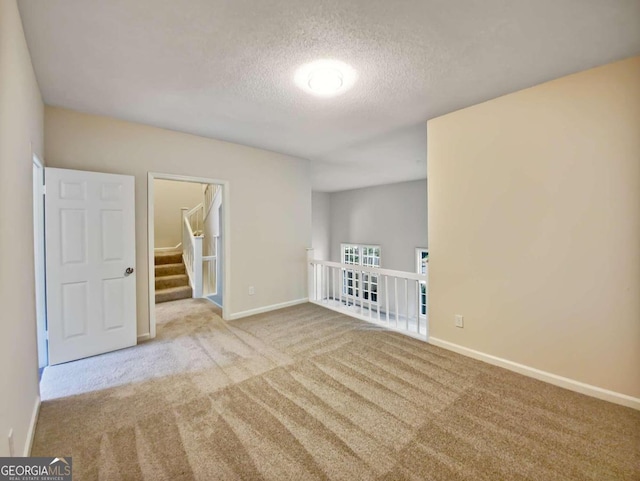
[155,250,192,303]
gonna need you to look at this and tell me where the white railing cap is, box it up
[310,259,427,282]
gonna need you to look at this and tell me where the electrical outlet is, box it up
[455,315,464,328]
[248,286,255,296]
[8,429,14,457]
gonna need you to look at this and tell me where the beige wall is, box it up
[0,0,44,456]
[427,56,640,398]
[154,179,204,248]
[45,107,311,335]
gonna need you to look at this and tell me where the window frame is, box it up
[416,248,428,274]
[416,248,428,317]
[341,243,381,304]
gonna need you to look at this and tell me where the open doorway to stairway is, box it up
[147,173,230,338]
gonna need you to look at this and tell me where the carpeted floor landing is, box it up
[34,299,640,480]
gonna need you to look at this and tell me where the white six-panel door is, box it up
[45,168,136,365]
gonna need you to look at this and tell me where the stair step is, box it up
[155,263,186,277]
[154,251,182,265]
[155,285,192,304]
[155,274,189,290]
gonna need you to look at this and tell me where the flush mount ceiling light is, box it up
[294,59,357,97]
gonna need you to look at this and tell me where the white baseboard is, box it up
[429,337,640,411]
[154,243,181,252]
[24,395,41,456]
[137,333,151,342]
[226,298,308,321]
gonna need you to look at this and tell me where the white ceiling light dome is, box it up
[295,59,357,97]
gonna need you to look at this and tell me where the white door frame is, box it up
[32,153,47,368]
[147,172,231,337]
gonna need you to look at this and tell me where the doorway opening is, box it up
[147,173,230,338]
[32,154,47,373]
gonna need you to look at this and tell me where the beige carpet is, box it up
[34,299,640,480]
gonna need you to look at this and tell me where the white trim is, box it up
[32,151,44,169]
[312,259,426,282]
[147,172,231,339]
[429,337,640,411]
[207,296,223,308]
[137,333,151,342]
[415,248,428,320]
[340,243,381,264]
[32,153,48,368]
[225,298,308,321]
[24,395,41,456]
[154,243,182,252]
[415,247,428,273]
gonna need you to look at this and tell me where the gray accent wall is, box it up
[312,180,427,272]
[311,192,331,261]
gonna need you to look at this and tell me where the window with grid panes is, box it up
[416,248,428,316]
[341,244,380,303]
[342,244,360,298]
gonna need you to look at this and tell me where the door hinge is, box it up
[45,330,49,340]
[42,185,46,195]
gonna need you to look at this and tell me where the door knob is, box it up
[125,267,134,276]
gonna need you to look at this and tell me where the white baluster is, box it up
[368,274,372,321]
[385,276,389,324]
[306,248,315,302]
[377,276,381,322]
[405,278,409,331]
[325,264,329,303]
[332,267,336,305]
[394,277,399,327]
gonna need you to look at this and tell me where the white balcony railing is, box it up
[307,249,428,341]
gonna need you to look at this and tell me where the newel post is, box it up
[193,236,203,298]
[307,248,315,302]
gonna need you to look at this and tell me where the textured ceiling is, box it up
[18,0,640,191]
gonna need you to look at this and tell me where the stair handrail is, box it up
[185,202,203,234]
